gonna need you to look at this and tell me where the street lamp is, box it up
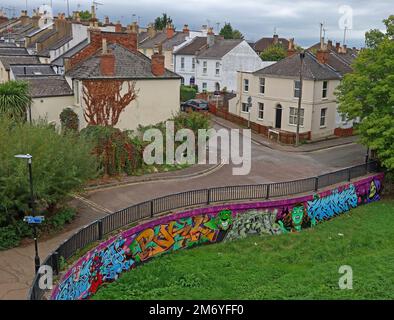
[295,51,305,147]
[15,154,41,274]
[247,96,252,129]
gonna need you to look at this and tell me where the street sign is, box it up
[24,216,45,224]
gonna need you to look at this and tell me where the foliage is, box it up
[260,44,287,61]
[0,80,31,120]
[81,125,142,177]
[79,10,92,21]
[219,23,244,40]
[154,13,173,30]
[94,199,394,300]
[60,108,79,133]
[336,15,394,172]
[180,85,197,102]
[0,118,97,229]
[45,207,77,231]
[0,225,20,250]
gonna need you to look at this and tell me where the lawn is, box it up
[93,199,394,300]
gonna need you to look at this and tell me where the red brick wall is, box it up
[334,127,354,137]
[151,53,165,76]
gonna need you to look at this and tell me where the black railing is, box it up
[28,161,380,300]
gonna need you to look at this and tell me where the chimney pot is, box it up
[316,49,329,64]
[115,21,122,32]
[100,48,115,76]
[151,51,165,76]
[166,23,175,39]
[287,38,296,57]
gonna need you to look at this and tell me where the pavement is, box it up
[0,120,368,300]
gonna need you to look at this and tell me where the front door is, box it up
[275,107,282,129]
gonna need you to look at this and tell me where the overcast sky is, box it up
[1,0,391,47]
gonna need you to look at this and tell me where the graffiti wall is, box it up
[51,173,383,300]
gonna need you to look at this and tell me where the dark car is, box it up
[181,99,209,112]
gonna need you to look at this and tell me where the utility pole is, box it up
[295,51,305,147]
[343,26,348,46]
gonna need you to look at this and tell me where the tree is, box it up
[260,44,287,61]
[219,23,244,39]
[154,13,172,30]
[79,10,92,21]
[83,80,138,126]
[60,108,79,132]
[0,81,31,120]
[336,15,394,172]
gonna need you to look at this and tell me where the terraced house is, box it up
[229,40,356,142]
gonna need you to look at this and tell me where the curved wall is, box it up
[51,173,383,300]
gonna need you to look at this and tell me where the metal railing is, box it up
[28,161,379,300]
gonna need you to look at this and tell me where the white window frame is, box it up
[181,57,185,70]
[294,80,301,98]
[322,80,328,99]
[259,77,265,94]
[241,102,249,113]
[320,108,327,127]
[289,107,304,126]
[203,61,207,74]
[192,58,195,70]
[243,79,249,92]
[215,62,220,76]
[258,103,264,119]
[202,82,207,92]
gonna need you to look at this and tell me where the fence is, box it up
[28,161,379,300]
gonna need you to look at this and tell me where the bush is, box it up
[0,225,20,250]
[60,108,79,132]
[180,85,197,102]
[0,118,97,230]
[45,207,77,231]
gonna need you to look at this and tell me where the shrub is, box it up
[180,85,197,102]
[45,207,77,231]
[0,225,20,250]
[60,108,79,132]
[0,118,97,229]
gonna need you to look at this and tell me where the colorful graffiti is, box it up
[52,173,384,300]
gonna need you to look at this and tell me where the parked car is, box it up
[181,99,209,112]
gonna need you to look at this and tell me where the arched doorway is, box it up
[189,76,195,86]
[215,82,220,92]
[275,104,282,129]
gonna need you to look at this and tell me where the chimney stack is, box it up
[151,44,165,76]
[148,23,156,38]
[166,23,175,39]
[183,24,189,35]
[20,10,30,25]
[327,40,333,50]
[115,21,122,32]
[342,44,347,53]
[100,39,115,76]
[335,42,340,52]
[207,27,215,47]
[316,45,329,64]
[273,34,279,45]
[287,38,296,57]
[104,16,110,25]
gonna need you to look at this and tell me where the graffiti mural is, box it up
[52,173,384,300]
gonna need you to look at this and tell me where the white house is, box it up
[174,28,272,92]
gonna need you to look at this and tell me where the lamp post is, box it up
[247,96,252,129]
[15,154,40,274]
[295,51,305,147]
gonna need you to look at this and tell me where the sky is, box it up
[0,0,391,47]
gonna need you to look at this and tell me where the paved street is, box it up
[0,122,367,300]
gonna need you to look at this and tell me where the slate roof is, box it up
[0,42,17,47]
[11,64,55,77]
[0,55,40,70]
[139,32,168,49]
[51,39,89,67]
[21,75,73,98]
[253,36,289,52]
[162,32,188,50]
[66,43,181,80]
[174,36,207,55]
[196,39,243,59]
[253,51,342,80]
[0,47,29,55]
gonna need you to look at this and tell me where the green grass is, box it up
[93,200,394,300]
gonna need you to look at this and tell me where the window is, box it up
[215,62,220,75]
[341,113,347,122]
[289,107,304,126]
[74,80,80,105]
[244,79,249,92]
[259,78,265,94]
[294,80,301,98]
[181,77,185,85]
[242,102,249,113]
[320,108,327,127]
[258,103,264,119]
[181,57,185,69]
[203,61,207,74]
[322,81,328,98]
[202,82,207,91]
[192,58,195,70]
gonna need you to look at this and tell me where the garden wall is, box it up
[51,173,384,300]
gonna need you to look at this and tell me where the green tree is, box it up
[0,118,98,227]
[219,23,244,39]
[60,108,79,133]
[0,81,31,120]
[260,44,287,61]
[79,10,92,21]
[336,15,394,172]
[154,13,172,30]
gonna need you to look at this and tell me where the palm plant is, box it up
[0,81,31,120]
